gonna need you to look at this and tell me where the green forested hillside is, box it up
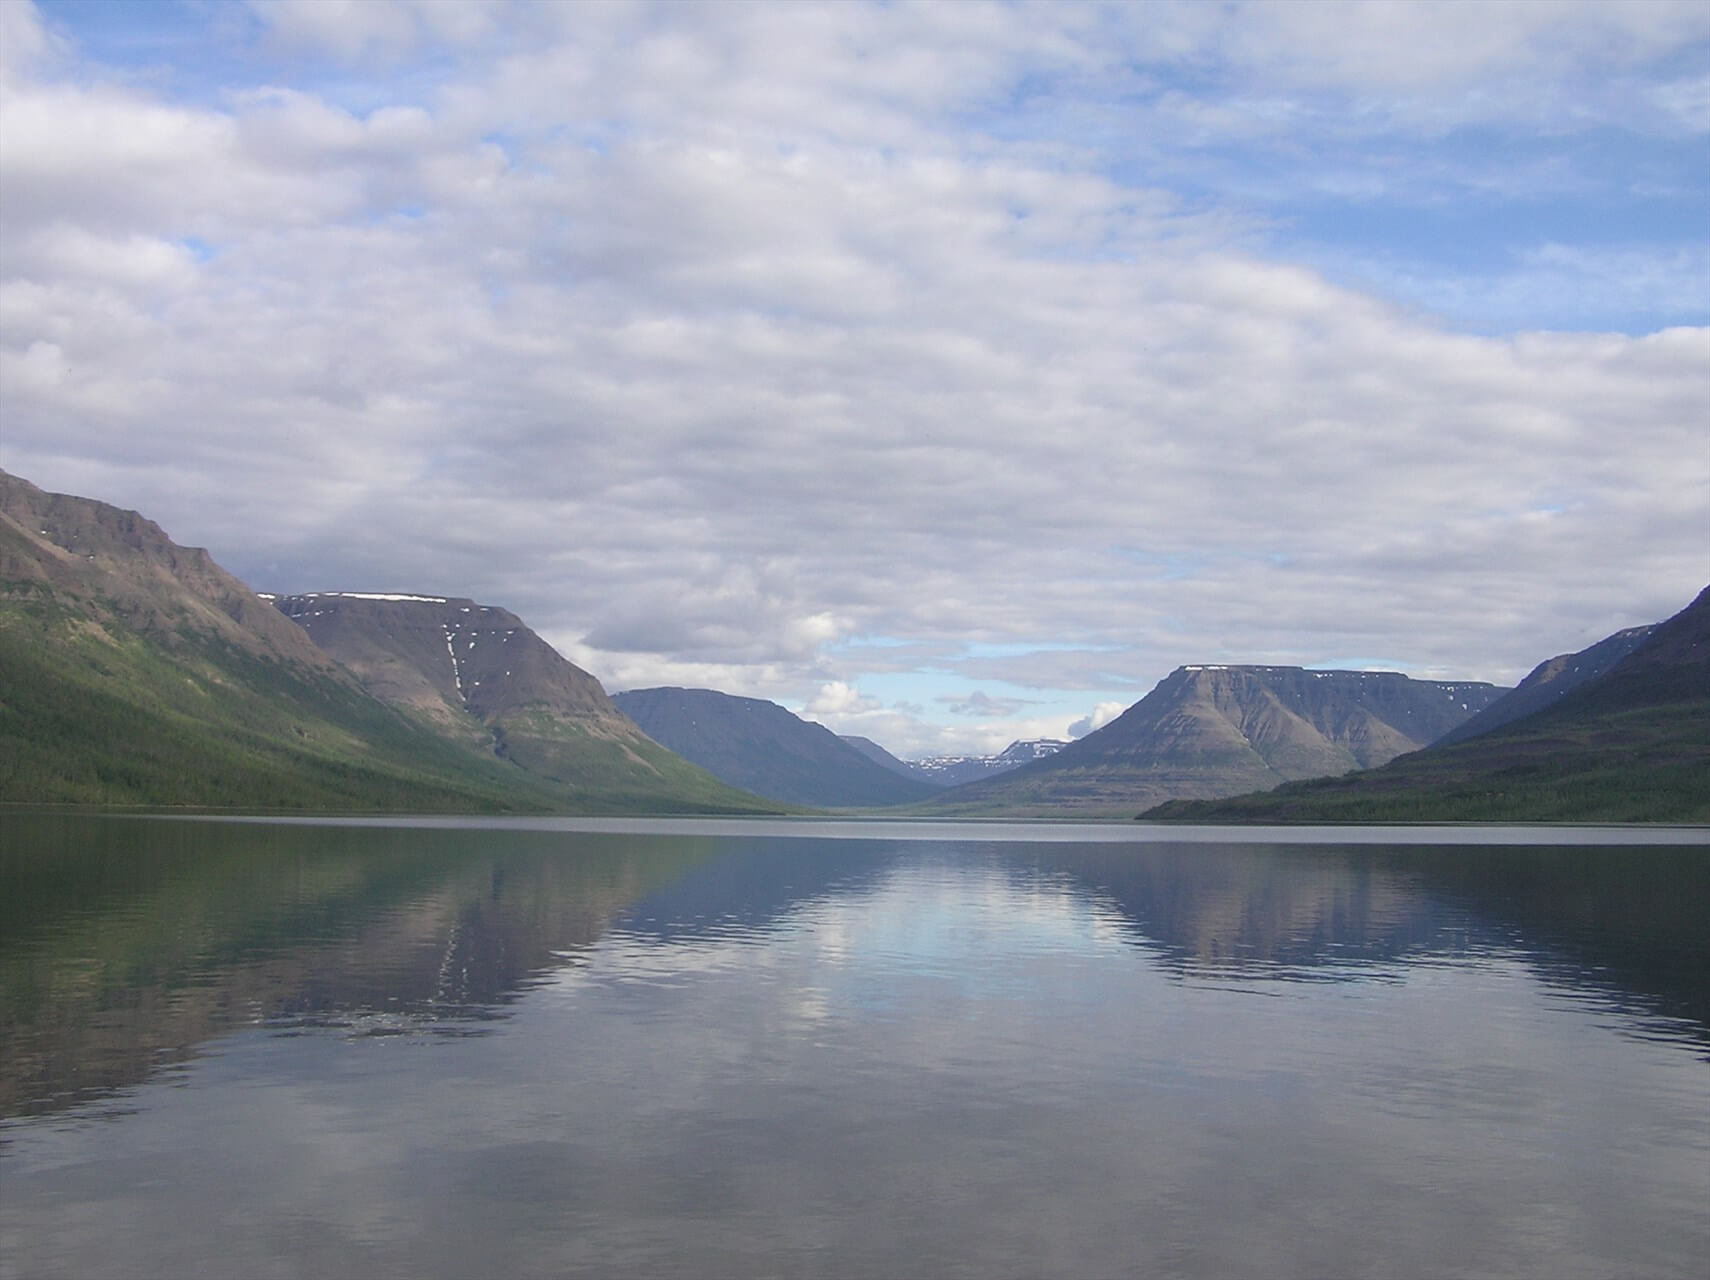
[0,472,776,813]
[0,597,569,810]
[1144,588,1710,825]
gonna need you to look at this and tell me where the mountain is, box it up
[0,470,772,813]
[916,667,1507,817]
[840,735,941,784]
[909,739,1071,786]
[1431,624,1655,747]
[0,472,568,810]
[1145,588,1710,823]
[611,687,942,808]
[839,735,1070,787]
[271,596,773,814]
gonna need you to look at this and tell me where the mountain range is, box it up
[0,471,769,814]
[1146,588,1709,823]
[843,737,1071,787]
[2,470,1701,822]
[912,666,1510,818]
[269,595,773,813]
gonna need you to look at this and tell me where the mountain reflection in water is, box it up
[2,813,1706,1280]
[3,814,1706,1122]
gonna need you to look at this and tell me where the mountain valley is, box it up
[3,470,1700,824]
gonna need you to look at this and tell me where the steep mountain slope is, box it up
[0,472,568,810]
[273,597,773,813]
[1146,588,1709,823]
[612,687,941,808]
[918,667,1507,817]
[1432,624,1655,748]
[841,735,943,784]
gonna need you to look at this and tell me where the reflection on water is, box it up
[1,812,1707,1280]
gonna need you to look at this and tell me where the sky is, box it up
[2,0,1707,759]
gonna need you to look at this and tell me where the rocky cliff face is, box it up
[1144,587,1709,823]
[1,470,337,671]
[0,470,771,812]
[921,665,1507,817]
[270,594,622,734]
[272,595,769,811]
[0,472,572,810]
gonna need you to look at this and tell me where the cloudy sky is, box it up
[2,0,1706,758]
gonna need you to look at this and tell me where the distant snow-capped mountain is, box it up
[842,737,1070,788]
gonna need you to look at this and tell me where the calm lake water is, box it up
[2,812,1706,1280]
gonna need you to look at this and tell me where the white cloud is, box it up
[1068,702,1127,739]
[802,682,881,718]
[1,0,1705,758]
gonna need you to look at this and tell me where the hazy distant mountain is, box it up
[1432,624,1655,748]
[0,471,569,810]
[1147,589,1708,823]
[273,595,772,813]
[840,735,940,783]
[839,736,1069,787]
[909,739,1071,786]
[918,666,1507,817]
[612,687,942,808]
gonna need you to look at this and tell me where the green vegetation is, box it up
[1144,689,1709,824]
[492,706,794,815]
[0,811,727,1117]
[0,602,572,811]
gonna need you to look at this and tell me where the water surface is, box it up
[2,812,1706,1279]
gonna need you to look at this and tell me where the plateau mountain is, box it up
[271,596,774,814]
[0,471,561,810]
[612,687,940,808]
[915,667,1507,818]
[0,470,771,814]
[1145,587,1709,823]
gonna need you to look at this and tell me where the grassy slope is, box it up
[1142,682,1709,824]
[491,707,790,814]
[0,600,571,811]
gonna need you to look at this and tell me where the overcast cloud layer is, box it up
[3,0,1707,757]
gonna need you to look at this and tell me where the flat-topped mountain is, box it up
[1146,587,1709,823]
[0,472,561,810]
[918,666,1507,817]
[272,595,772,813]
[612,687,940,808]
[0,470,771,813]
[1,470,336,672]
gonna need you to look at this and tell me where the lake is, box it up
[2,811,1706,1279]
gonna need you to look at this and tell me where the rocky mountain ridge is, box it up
[268,595,772,813]
[916,665,1508,817]
[893,739,1070,787]
[5,469,1694,821]
[0,472,561,809]
[1145,587,1709,823]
